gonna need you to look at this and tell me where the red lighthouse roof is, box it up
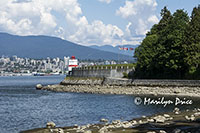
[71,56,76,59]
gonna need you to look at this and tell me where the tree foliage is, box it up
[134,5,200,79]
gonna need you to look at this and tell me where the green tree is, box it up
[134,7,190,79]
[134,7,173,78]
[184,5,200,79]
[161,9,189,78]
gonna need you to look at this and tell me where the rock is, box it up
[185,115,195,121]
[131,120,137,125]
[185,115,190,121]
[175,111,180,115]
[46,121,56,128]
[159,130,167,133]
[194,112,200,116]
[173,107,180,112]
[173,129,181,133]
[147,119,154,122]
[84,130,92,133]
[164,114,170,118]
[112,120,121,124]
[58,128,64,133]
[142,115,146,118]
[138,120,143,124]
[190,115,195,121]
[173,107,180,115]
[154,115,166,123]
[81,125,87,130]
[99,126,108,133]
[122,122,132,128]
[100,118,108,123]
[36,84,43,89]
[86,124,91,128]
[49,129,58,132]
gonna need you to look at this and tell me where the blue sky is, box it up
[0,0,199,46]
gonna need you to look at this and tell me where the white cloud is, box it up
[98,0,112,4]
[68,20,124,46]
[116,0,159,36]
[0,0,150,46]
[0,0,130,46]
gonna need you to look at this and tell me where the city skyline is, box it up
[0,55,129,76]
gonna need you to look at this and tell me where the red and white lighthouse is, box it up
[68,56,78,72]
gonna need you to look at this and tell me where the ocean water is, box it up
[0,76,199,133]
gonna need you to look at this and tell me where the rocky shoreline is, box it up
[37,77,200,97]
[30,77,200,133]
[21,107,200,133]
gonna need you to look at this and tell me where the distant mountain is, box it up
[0,33,133,60]
[89,44,139,56]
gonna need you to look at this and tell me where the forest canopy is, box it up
[134,5,200,79]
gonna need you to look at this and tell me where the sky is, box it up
[0,0,199,46]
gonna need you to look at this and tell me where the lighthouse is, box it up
[68,56,78,74]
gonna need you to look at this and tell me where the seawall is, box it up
[60,77,200,87]
[71,66,134,78]
[39,77,200,97]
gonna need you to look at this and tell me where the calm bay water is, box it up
[0,76,199,133]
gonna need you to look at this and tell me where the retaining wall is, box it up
[60,77,200,87]
[71,66,135,78]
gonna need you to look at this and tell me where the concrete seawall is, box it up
[71,66,134,78]
[60,77,200,87]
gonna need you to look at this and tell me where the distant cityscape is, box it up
[0,55,130,76]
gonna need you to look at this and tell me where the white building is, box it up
[64,56,70,69]
[68,56,78,74]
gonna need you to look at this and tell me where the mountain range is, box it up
[0,33,135,60]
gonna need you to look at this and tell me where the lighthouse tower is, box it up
[68,56,78,73]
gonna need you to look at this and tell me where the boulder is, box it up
[164,114,170,118]
[185,115,195,121]
[36,84,43,90]
[159,130,167,133]
[100,118,108,123]
[46,121,56,128]
[153,115,166,123]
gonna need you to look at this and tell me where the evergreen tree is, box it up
[134,7,191,79]
[161,9,189,78]
[184,5,200,79]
